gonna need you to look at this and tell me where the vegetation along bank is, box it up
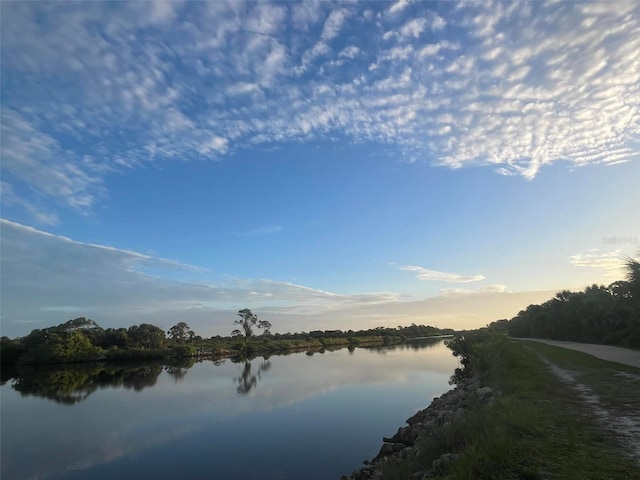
[344,257,640,479]
[0,312,453,366]
[344,330,640,479]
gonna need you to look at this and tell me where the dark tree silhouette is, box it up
[231,309,272,351]
[235,359,271,394]
[508,253,640,346]
[167,322,194,343]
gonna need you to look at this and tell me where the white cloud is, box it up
[440,284,508,296]
[0,220,559,337]
[2,0,639,221]
[147,0,183,25]
[321,9,349,41]
[417,43,441,57]
[431,13,446,31]
[226,82,262,96]
[381,45,414,61]
[265,288,557,332]
[400,265,485,283]
[291,1,323,30]
[388,0,410,15]
[197,135,229,155]
[400,18,427,39]
[0,182,59,226]
[339,46,360,59]
[0,220,398,337]
[483,284,508,293]
[1,109,105,213]
[245,3,287,35]
[569,249,627,278]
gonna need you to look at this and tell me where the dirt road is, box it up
[519,338,640,466]
[514,338,640,368]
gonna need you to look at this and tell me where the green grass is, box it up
[379,335,640,480]
[521,340,640,432]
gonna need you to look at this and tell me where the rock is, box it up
[432,453,459,472]
[476,386,493,398]
[453,407,465,418]
[345,371,496,480]
[412,469,431,479]
[375,442,396,459]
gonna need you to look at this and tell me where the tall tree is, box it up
[127,324,165,349]
[167,322,194,343]
[231,309,272,351]
[624,255,640,308]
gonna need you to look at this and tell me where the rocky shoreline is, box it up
[343,374,497,480]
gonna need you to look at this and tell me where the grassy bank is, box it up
[380,332,640,479]
[1,333,405,366]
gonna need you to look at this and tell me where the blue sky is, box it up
[1,0,638,338]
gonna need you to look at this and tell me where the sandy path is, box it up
[542,359,640,465]
[513,338,640,368]
[517,338,640,465]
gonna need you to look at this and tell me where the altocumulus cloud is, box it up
[1,1,638,222]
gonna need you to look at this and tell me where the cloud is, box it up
[0,181,59,225]
[291,1,323,30]
[0,219,397,337]
[440,284,508,296]
[569,249,627,278]
[399,18,427,39]
[264,288,558,332]
[388,0,410,15]
[0,109,106,212]
[399,265,485,283]
[0,219,542,338]
[339,45,360,59]
[482,284,508,293]
[245,3,287,35]
[321,8,349,41]
[2,1,639,221]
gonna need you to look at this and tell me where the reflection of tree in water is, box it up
[164,357,195,383]
[369,337,446,355]
[165,366,189,383]
[235,358,271,395]
[9,363,164,405]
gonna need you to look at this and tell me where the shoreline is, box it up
[2,334,459,368]
[343,371,495,480]
[344,332,640,479]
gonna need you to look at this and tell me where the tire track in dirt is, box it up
[542,357,640,465]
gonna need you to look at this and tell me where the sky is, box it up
[1,0,638,339]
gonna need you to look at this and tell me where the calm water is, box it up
[1,338,458,480]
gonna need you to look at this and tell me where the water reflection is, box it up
[2,339,453,405]
[4,355,279,403]
[367,336,450,354]
[1,339,458,480]
[8,363,164,404]
[164,357,196,383]
[234,358,272,394]
[11,364,162,405]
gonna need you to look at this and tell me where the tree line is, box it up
[497,255,640,347]
[0,317,200,365]
[1,309,453,366]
